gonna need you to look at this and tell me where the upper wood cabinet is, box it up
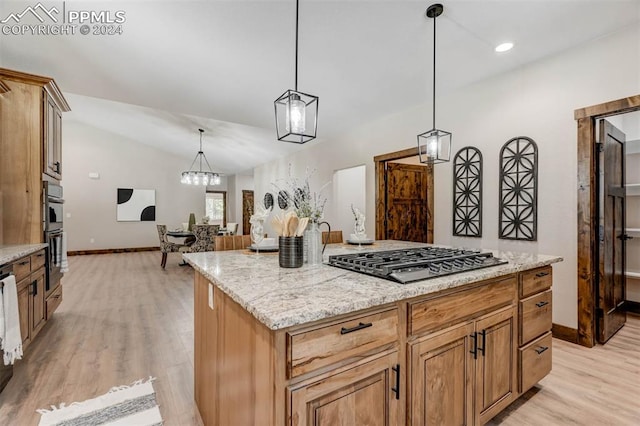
[44,91,64,180]
[0,68,70,245]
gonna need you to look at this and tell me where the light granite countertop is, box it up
[183,241,563,331]
[0,243,49,266]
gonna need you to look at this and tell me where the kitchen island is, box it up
[184,241,562,425]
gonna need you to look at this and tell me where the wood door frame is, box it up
[373,147,434,242]
[574,94,640,347]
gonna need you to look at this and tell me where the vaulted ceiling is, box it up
[1,0,638,174]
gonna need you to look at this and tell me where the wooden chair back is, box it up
[214,235,252,251]
[322,230,343,244]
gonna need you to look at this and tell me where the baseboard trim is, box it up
[68,247,159,256]
[624,300,640,315]
[552,323,579,344]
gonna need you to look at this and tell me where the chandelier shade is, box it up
[181,129,222,186]
[274,0,319,144]
[418,3,452,164]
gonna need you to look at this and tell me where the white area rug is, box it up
[37,377,162,426]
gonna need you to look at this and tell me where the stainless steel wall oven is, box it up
[44,181,64,292]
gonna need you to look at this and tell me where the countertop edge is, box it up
[185,251,563,331]
[0,243,49,266]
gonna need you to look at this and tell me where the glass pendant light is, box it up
[274,0,318,144]
[418,3,452,164]
[181,129,222,186]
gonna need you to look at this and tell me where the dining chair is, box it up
[182,224,218,253]
[213,235,252,251]
[322,230,344,244]
[157,225,188,268]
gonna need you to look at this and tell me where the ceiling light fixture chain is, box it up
[418,3,451,165]
[274,0,318,144]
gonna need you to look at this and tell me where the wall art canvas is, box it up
[499,137,538,241]
[117,188,156,222]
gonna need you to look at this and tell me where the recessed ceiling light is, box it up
[495,42,514,53]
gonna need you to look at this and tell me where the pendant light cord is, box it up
[295,0,299,91]
[432,12,436,129]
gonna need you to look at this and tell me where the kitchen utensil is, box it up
[288,216,299,238]
[296,217,309,237]
[271,215,283,236]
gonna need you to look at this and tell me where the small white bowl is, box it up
[258,238,276,247]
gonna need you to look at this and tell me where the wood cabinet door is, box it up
[43,94,61,179]
[30,270,47,339]
[17,279,31,347]
[474,307,517,425]
[290,351,400,426]
[409,322,474,426]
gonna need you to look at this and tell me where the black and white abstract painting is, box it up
[117,188,156,221]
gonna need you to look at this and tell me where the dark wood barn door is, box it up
[385,162,431,242]
[597,119,627,343]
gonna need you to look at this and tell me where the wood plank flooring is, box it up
[0,251,638,425]
[0,251,203,425]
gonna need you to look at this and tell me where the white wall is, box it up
[226,174,254,235]
[254,25,640,329]
[62,121,226,251]
[333,165,367,240]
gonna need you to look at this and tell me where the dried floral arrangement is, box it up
[272,165,329,222]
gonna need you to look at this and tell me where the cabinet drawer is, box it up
[520,267,552,299]
[46,284,62,319]
[520,290,552,345]
[13,257,31,282]
[409,276,516,336]
[519,332,552,393]
[31,250,46,272]
[288,309,398,378]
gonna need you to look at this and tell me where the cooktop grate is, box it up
[327,246,507,284]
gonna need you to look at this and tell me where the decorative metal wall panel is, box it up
[452,147,482,237]
[499,137,538,241]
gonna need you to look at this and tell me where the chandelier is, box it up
[181,129,221,186]
[417,3,452,164]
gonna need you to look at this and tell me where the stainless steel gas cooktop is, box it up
[327,246,507,284]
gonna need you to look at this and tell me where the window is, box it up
[205,191,226,226]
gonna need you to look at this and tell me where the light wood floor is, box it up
[0,251,638,425]
[0,251,204,425]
